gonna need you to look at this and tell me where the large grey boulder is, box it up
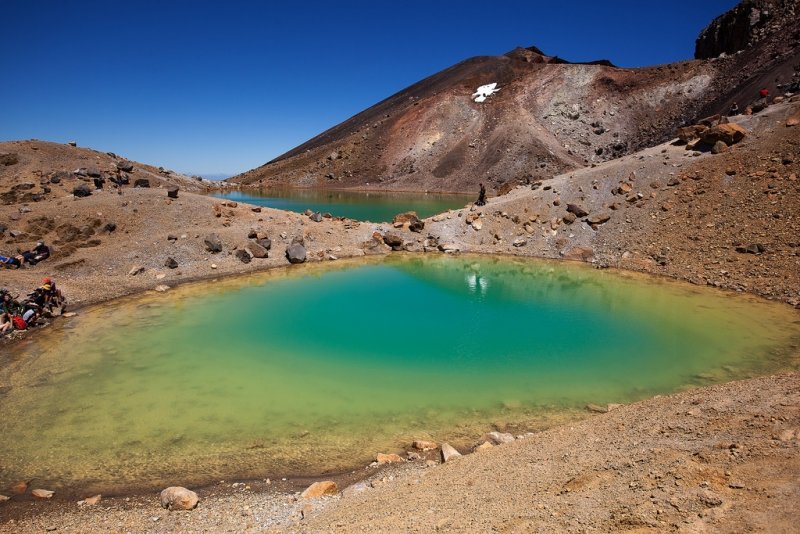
[286,243,307,264]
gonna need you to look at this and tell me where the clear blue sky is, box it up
[1,0,738,177]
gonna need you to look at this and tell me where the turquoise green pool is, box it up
[212,188,472,221]
[1,255,798,493]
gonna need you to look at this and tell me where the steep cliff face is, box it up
[695,0,798,59]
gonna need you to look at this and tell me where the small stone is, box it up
[128,265,145,276]
[32,489,55,499]
[0,495,9,502]
[487,431,515,444]
[246,242,269,259]
[210,263,218,269]
[167,187,179,199]
[586,213,611,225]
[309,212,323,222]
[63,312,77,317]
[586,403,608,413]
[154,285,170,292]
[566,204,589,217]
[301,481,338,498]
[376,453,404,464]
[116,160,134,172]
[160,486,199,510]
[233,249,250,263]
[412,440,438,451]
[204,234,223,253]
[441,443,462,462]
[711,140,728,154]
[474,442,494,452]
[512,237,527,247]
[563,212,577,225]
[79,494,102,506]
[133,178,150,188]
[165,257,178,269]
[471,218,483,231]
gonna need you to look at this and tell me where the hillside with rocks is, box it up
[229,0,800,195]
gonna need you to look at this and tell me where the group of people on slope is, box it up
[0,278,65,336]
[0,241,50,269]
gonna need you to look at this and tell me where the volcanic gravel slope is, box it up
[229,1,800,195]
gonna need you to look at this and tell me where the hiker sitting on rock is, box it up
[475,183,487,206]
[18,241,50,265]
[39,278,64,312]
[0,253,22,269]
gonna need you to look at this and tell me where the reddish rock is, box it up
[160,486,199,510]
[701,123,747,146]
[301,481,338,498]
[376,453,404,464]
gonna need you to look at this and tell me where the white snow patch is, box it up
[473,82,500,103]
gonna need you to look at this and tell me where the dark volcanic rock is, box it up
[133,178,150,188]
[566,204,589,218]
[73,183,92,198]
[256,237,272,250]
[116,160,134,172]
[286,243,307,263]
[383,233,404,250]
[204,233,222,253]
[235,249,252,263]
[165,257,179,269]
[736,243,766,254]
[167,187,179,199]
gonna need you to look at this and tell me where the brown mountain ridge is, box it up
[230,0,800,194]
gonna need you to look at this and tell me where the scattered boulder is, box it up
[512,237,527,247]
[165,257,178,269]
[73,184,92,198]
[701,123,746,146]
[86,167,102,177]
[441,443,462,462]
[246,242,269,258]
[31,489,54,499]
[301,481,338,498]
[256,237,272,250]
[735,243,765,254]
[563,212,577,225]
[586,213,611,226]
[566,204,589,218]
[116,160,134,172]
[563,246,595,262]
[676,125,707,143]
[159,486,199,511]
[393,211,424,232]
[133,178,150,188]
[204,234,222,253]
[167,187,179,199]
[376,453,404,464]
[0,153,19,166]
[711,140,728,154]
[235,249,252,263]
[286,243,307,264]
[383,233,404,250]
[309,212,323,222]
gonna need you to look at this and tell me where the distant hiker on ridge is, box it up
[475,183,486,206]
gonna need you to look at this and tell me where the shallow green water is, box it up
[1,255,798,493]
[212,188,472,221]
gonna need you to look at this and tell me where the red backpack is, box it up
[11,315,27,330]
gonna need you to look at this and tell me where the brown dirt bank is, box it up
[1,373,798,533]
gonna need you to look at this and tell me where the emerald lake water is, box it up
[1,255,799,494]
[212,188,472,221]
